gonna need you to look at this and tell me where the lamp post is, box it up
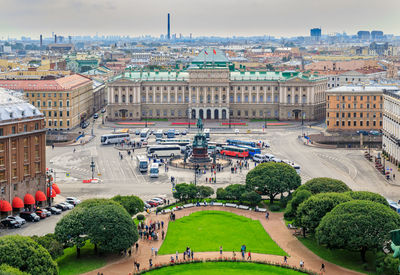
[90,158,95,179]
[228,110,231,129]
[264,111,267,129]
[188,108,191,129]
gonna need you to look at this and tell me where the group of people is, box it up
[137,220,164,242]
[171,246,194,263]
[230,160,250,173]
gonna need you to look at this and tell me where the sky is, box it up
[0,0,399,39]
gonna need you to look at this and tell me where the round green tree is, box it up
[246,162,301,204]
[0,235,58,275]
[316,200,400,262]
[31,234,64,260]
[225,184,247,201]
[112,195,144,216]
[196,185,214,200]
[296,192,352,233]
[345,191,389,206]
[76,198,120,209]
[295,177,350,195]
[284,189,312,219]
[0,264,29,275]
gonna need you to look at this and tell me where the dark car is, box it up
[19,212,40,222]
[93,113,99,119]
[1,219,21,229]
[46,206,62,215]
[101,109,106,113]
[81,121,90,129]
[356,130,369,136]
[54,204,68,211]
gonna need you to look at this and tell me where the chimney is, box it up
[54,34,57,44]
[40,34,43,47]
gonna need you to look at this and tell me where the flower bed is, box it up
[221,122,247,126]
[171,122,196,125]
[117,122,155,125]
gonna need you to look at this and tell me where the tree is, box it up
[266,64,274,71]
[55,207,88,258]
[76,198,120,209]
[345,191,389,206]
[173,183,198,202]
[241,191,262,206]
[225,184,247,201]
[216,188,228,200]
[196,186,214,200]
[0,264,29,275]
[295,192,352,233]
[295,177,350,195]
[316,200,400,262]
[87,204,138,253]
[246,162,301,204]
[112,195,144,216]
[284,189,312,219]
[31,234,64,260]
[0,235,57,275]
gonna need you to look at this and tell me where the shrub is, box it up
[216,188,228,200]
[269,204,281,212]
[136,214,145,221]
[112,195,145,216]
[375,251,400,275]
[31,233,64,260]
[0,264,29,275]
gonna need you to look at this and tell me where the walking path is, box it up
[85,206,363,275]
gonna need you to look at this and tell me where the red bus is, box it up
[220,146,249,158]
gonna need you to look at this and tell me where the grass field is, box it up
[158,211,286,255]
[298,236,376,274]
[57,241,107,275]
[144,262,305,275]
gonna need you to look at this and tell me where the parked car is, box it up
[144,202,151,209]
[38,208,51,217]
[264,142,270,148]
[54,204,68,211]
[93,113,99,119]
[175,130,180,135]
[146,200,159,207]
[182,130,188,135]
[135,129,141,135]
[369,130,382,136]
[151,198,164,205]
[101,109,106,113]
[81,121,90,129]
[234,129,240,134]
[253,154,267,163]
[356,130,369,136]
[271,157,282,163]
[6,215,26,226]
[35,210,47,219]
[1,219,21,229]
[46,206,62,215]
[19,212,40,222]
[61,202,74,210]
[66,197,81,205]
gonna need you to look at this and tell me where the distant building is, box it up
[327,70,386,88]
[0,91,48,213]
[47,43,74,52]
[325,85,398,131]
[383,89,400,165]
[371,31,384,40]
[369,42,389,56]
[310,28,321,40]
[0,75,94,130]
[357,31,370,40]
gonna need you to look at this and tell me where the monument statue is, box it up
[196,117,204,132]
[190,118,210,164]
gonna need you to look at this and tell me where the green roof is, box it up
[192,48,230,65]
[110,71,189,82]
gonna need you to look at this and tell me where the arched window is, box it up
[302,95,307,104]
[122,95,126,103]
[287,94,291,104]
[114,94,119,103]
[129,94,133,103]
[207,94,211,103]
[295,95,299,104]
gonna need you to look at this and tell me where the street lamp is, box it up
[90,157,95,179]
[188,108,191,129]
[228,110,231,129]
[264,111,267,129]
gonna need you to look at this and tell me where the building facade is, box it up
[107,68,327,121]
[0,91,47,214]
[382,89,400,165]
[326,86,398,131]
[0,75,94,130]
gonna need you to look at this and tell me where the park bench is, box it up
[225,203,238,208]
[238,205,249,210]
[287,223,297,229]
[292,229,302,236]
[212,202,223,206]
[255,208,267,212]
[183,203,194,208]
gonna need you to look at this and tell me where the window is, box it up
[66,100,70,107]
[129,95,133,103]
[366,121,369,126]
[245,110,248,116]
[260,95,263,102]
[354,121,357,126]
[12,168,17,178]
[274,95,278,102]
[12,126,16,134]
[348,121,351,126]
[0,128,2,136]
[59,111,63,117]
[360,121,363,126]
[67,120,70,127]
[23,125,27,132]
[66,111,69,117]
[59,101,63,107]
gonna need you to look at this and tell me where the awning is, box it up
[12,197,24,208]
[0,200,12,212]
[24,193,35,205]
[52,184,61,194]
[47,187,56,198]
[35,191,47,202]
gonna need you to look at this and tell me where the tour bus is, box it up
[101,133,130,145]
[149,163,159,178]
[291,163,301,174]
[140,128,150,141]
[136,155,149,172]
[147,145,181,158]
[208,142,227,152]
[155,129,163,141]
[166,129,175,138]
[204,128,210,140]
[220,145,249,158]
[226,139,256,148]
[236,145,261,157]
[158,139,190,147]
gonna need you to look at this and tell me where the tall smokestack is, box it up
[167,13,170,40]
[40,34,42,47]
[54,34,57,44]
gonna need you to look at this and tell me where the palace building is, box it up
[107,49,327,121]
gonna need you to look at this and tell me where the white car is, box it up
[234,129,239,134]
[271,158,282,163]
[60,202,74,210]
[253,154,267,163]
[151,198,164,205]
[66,197,81,204]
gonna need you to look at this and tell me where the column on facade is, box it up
[256,86,260,103]
[241,87,244,104]
[196,87,199,103]
[119,87,122,104]
[175,88,178,104]
[189,87,192,104]
[219,89,222,105]
[280,87,284,103]
[145,88,149,103]
[264,88,267,103]
[167,87,171,103]
[153,89,156,103]
[307,87,310,104]
[211,88,215,104]
[110,87,114,104]
[234,87,237,103]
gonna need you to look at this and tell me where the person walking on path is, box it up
[241,250,245,260]
[183,251,186,260]
[162,230,165,240]
[247,251,251,260]
[320,263,325,272]
[232,251,236,259]
[149,258,153,268]
[151,247,154,256]
[176,251,179,261]
[191,250,194,260]
[265,211,269,220]
[136,262,140,272]
[300,260,304,268]
[135,242,139,253]
[283,255,288,264]
[154,248,158,256]
[219,245,223,255]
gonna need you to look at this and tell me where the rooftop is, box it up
[0,88,43,122]
[327,85,399,93]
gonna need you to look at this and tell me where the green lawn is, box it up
[159,211,286,255]
[57,241,107,275]
[144,262,305,275]
[298,236,376,274]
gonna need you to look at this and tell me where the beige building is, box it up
[0,75,93,130]
[382,89,400,165]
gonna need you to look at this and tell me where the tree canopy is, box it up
[345,191,388,207]
[284,189,312,219]
[173,183,214,202]
[295,177,350,196]
[112,195,144,216]
[0,235,57,275]
[246,162,301,204]
[316,200,400,262]
[31,234,64,260]
[0,264,29,275]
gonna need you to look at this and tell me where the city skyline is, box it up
[0,0,400,39]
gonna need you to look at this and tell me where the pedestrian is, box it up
[183,251,186,260]
[162,230,165,240]
[134,261,137,271]
[283,255,287,264]
[394,174,396,180]
[176,251,179,261]
[320,263,325,272]
[170,256,175,263]
[300,260,304,268]
[220,245,223,255]
[151,247,154,256]
[149,258,153,268]
[136,262,140,271]
[161,221,164,228]
[155,248,158,256]
[128,248,132,256]
[232,251,236,259]
[241,250,245,259]
[191,250,193,260]
[206,177,208,183]
[135,242,139,252]
[247,251,251,260]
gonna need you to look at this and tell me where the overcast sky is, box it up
[0,0,399,39]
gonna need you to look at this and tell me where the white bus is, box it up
[204,128,210,140]
[147,145,181,158]
[158,139,191,147]
[292,164,301,174]
[100,133,130,145]
[149,163,159,178]
[140,128,150,141]
[155,129,163,141]
[136,155,149,172]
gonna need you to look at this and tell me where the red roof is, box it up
[0,200,12,212]
[52,184,61,194]
[47,187,56,198]
[12,197,24,208]
[35,191,47,202]
[0,74,91,91]
[24,193,35,205]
